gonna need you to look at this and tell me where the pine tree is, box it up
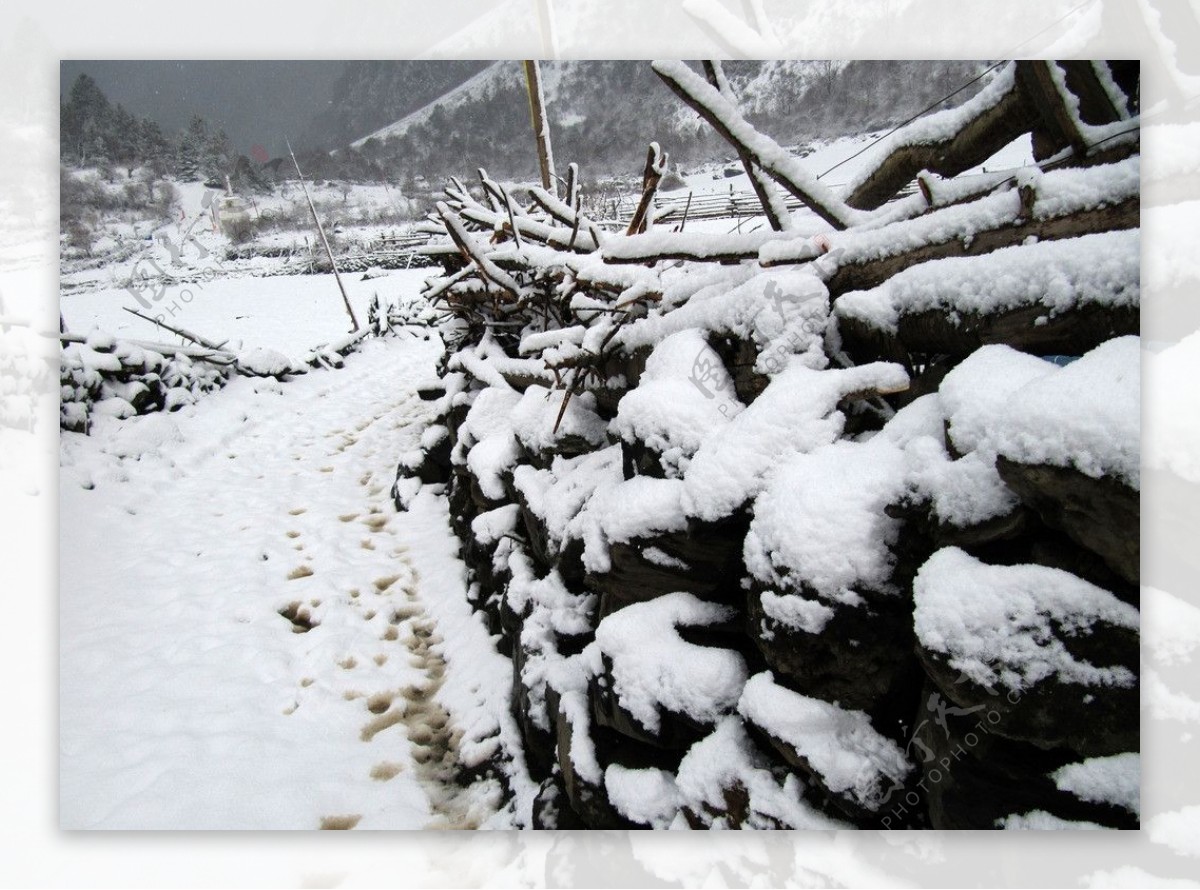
[176,115,208,181]
[61,73,113,165]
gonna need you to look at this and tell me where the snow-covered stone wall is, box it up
[391,59,1141,830]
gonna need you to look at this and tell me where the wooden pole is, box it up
[523,60,557,198]
[286,139,360,332]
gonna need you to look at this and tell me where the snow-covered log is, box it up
[652,60,859,230]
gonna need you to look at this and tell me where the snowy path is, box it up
[60,336,506,829]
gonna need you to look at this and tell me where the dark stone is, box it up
[531,774,588,829]
[620,438,668,480]
[586,513,750,612]
[746,582,921,717]
[589,652,713,751]
[910,685,1139,829]
[416,426,452,485]
[416,382,446,401]
[512,635,557,780]
[711,335,768,405]
[916,615,1139,757]
[996,457,1139,587]
[744,712,920,828]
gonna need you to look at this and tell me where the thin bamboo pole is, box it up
[286,139,360,332]
[523,60,557,198]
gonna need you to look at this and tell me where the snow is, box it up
[993,336,1140,488]
[613,329,742,475]
[593,592,747,734]
[674,716,846,830]
[737,672,912,813]
[604,764,683,828]
[237,346,293,377]
[912,547,1140,692]
[1051,753,1140,815]
[510,384,607,454]
[511,446,623,556]
[621,267,830,377]
[835,229,1140,335]
[938,344,1059,456]
[761,154,1139,268]
[455,385,522,501]
[744,436,907,608]
[62,268,434,363]
[680,360,909,521]
[568,473,688,573]
[940,338,1140,489]
[60,337,532,828]
[742,387,1013,632]
[998,810,1106,830]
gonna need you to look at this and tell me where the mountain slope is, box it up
[334,60,992,182]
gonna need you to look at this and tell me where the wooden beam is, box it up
[523,60,557,197]
[845,65,1037,210]
[626,143,668,236]
[652,60,856,229]
[701,60,791,232]
[820,195,1139,297]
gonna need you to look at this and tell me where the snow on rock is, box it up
[237,347,294,378]
[997,810,1106,830]
[604,764,683,829]
[512,446,623,558]
[612,329,742,475]
[1051,752,1140,815]
[835,229,1140,335]
[940,338,1140,488]
[938,345,1059,456]
[593,592,747,735]
[620,268,831,376]
[681,360,909,521]
[567,474,687,573]
[454,386,522,501]
[510,384,607,455]
[674,716,846,829]
[737,672,912,816]
[995,336,1140,488]
[913,547,1139,693]
[744,392,1014,636]
[743,436,908,611]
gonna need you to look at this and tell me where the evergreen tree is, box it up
[61,73,113,165]
[176,115,208,181]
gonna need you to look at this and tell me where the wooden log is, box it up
[837,300,1139,366]
[822,194,1139,297]
[123,306,228,352]
[701,60,791,232]
[603,228,794,264]
[458,204,597,252]
[59,332,237,365]
[626,143,668,236]
[528,185,579,227]
[652,60,856,230]
[436,201,521,299]
[845,65,1039,210]
[523,60,557,197]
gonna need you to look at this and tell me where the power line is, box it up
[816,61,1007,182]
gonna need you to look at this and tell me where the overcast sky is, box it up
[60,60,346,157]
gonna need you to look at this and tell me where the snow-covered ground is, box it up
[60,334,522,829]
[61,267,432,359]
